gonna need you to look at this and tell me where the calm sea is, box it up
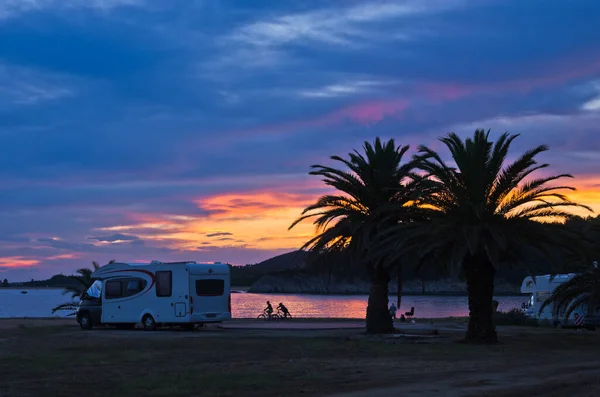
[0,289,527,319]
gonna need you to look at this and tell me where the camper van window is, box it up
[124,278,147,297]
[156,271,172,297]
[195,279,224,296]
[105,280,123,299]
[536,292,549,303]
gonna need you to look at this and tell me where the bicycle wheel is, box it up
[257,314,266,320]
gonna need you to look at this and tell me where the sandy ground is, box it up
[0,316,462,330]
[327,360,600,397]
[0,317,76,329]
[2,318,600,397]
[0,317,460,339]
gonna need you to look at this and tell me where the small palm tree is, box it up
[540,262,600,321]
[52,260,114,314]
[289,137,425,334]
[376,130,591,343]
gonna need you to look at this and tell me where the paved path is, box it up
[219,321,365,330]
[0,317,468,334]
[218,320,466,332]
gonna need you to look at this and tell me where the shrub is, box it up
[493,308,539,327]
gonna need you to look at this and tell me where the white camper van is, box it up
[76,260,231,330]
[520,273,599,328]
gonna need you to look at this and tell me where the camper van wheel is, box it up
[79,313,92,330]
[142,315,157,331]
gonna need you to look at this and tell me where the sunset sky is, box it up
[1,0,600,280]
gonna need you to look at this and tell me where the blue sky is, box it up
[1,0,600,281]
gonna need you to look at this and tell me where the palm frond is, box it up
[58,259,114,299]
[541,266,600,319]
[290,138,423,275]
[374,128,592,284]
[51,302,79,315]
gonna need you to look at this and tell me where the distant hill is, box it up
[245,250,309,271]
[230,250,309,286]
[5,249,536,293]
[243,249,541,294]
[7,274,80,289]
[3,253,309,289]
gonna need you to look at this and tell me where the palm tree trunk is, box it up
[366,265,394,334]
[464,254,498,344]
[397,270,402,310]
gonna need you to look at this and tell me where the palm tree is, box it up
[52,260,114,314]
[289,137,425,334]
[540,262,600,322]
[376,130,591,343]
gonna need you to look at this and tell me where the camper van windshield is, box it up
[86,280,102,299]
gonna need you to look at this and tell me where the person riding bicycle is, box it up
[277,302,290,318]
[264,301,274,317]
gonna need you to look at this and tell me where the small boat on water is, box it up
[20,291,28,294]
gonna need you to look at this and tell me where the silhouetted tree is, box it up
[52,260,115,314]
[541,262,600,320]
[290,138,428,334]
[376,130,590,343]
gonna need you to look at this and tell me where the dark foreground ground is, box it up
[1,318,600,397]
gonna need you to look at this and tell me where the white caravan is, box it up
[84,260,231,330]
[520,273,598,328]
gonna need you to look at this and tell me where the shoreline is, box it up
[1,286,65,290]
[242,291,527,297]
[0,316,469,323]
[2,290,527,297]
[3,287,527,297]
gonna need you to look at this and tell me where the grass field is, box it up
[1,320,600,397]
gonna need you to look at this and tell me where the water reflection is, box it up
[232,293,525,319]
[0,289,525,319]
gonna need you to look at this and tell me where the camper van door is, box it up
[102,278,125,323]
[189,266,229,319]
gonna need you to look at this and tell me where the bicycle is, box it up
[256,309,279,321]
[275,308,292,320]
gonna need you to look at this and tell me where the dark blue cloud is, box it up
[36,237,98,252]
[206,232,233,238]
[87,233,140,242]
[0,233,30,243]
[1,0,600,279]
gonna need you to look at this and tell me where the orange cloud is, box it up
[0,256,40,268]
[99,221,183,232]
[46,253,80,260]
[174,192,319,250]
[197,192,317,220]
[89,175,600,258]
[563,177,600,216]
[94,191,324,252]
